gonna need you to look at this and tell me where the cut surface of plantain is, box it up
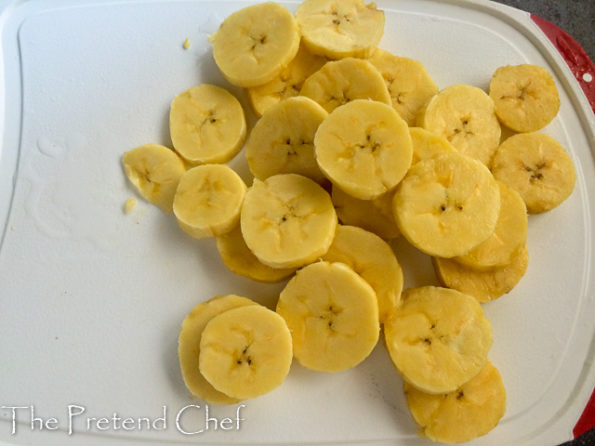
[409,127,457,165]
[331,186,400,240]
[434,244,529,303]
[491,132,576,213]
[455,182,527,270]
[173,164,246,239]
[369,49,438,126]
[404,361,506,444]
[248,43,326,117]
[210,2,300,87]
[300,57,391,113]
[199,305,293,400]
[245,96,328,183]
[169,84,246,165]
[295,0,384,59]
[393,152,500,258]
[216,225,296,283]
[122,144,186,213]
[489,64,560,133]
[178,295,257,404]
[241,173,337,269]
[384,286,493,394]
[315,99,412,200]
[418,84,501,166]
[276,261,379,372]
[322,225,403,324]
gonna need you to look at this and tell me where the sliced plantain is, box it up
[240,173,337,269]
[455,182,528,270]
[331,185,400,240]
[393,152,500,258]
[322,225,403,323]
[173,164,246,239]
[369,49,439,126]
[199,305,293,400]
[384,286,493,394]
[295,0,384,59]
[489,64,560,133]
[418,84,501,166]
[247,43,327,117]
[299,57,391,113]
[404,361,506,444]
[210,2,300,87]
[178,295,257,404]
[490,132,576,213]
[409,127,457,165]
[216,225,296,283]
[433,244,529,303]
[276,261,379,372]
[245,96,328,183]
[169,84,247,165]
[122,143,186,213]
[315,99,412,200]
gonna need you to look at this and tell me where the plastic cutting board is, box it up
[0,1,594,445]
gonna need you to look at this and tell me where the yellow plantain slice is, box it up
[404,361,506,444]
[433,244,529,303]
[276,261,379,372]
[491,132,576,213]
[178,295,257,404]
[210,2,300,87]
[384,286,493,394]
[199,305,293,400]
[489,64,560,132]
[296,0,384,59]
[393,152,500,258]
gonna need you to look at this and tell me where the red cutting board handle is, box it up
[531,14,595,115]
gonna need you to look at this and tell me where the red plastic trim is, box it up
[531,14,595,115]
[530,14,595,439]
[573,387,595,438]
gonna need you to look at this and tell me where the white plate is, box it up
[0,1,593,445]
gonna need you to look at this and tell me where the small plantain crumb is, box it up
[124,198,137,214]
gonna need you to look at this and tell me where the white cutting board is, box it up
[0,1,593,445]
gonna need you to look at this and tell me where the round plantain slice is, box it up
[314,99,412,200]
[489,64,560,133]
[296,0,384,59]
[417,84,501,166]
[247,43,326,117]
[300,57,391,113]
[240,173,337,269]
[216,225,296,283]
[331,186,400,240]
[276,261,379,372]
[199,305,293,400]
[404,361,506,444]
[173,164,246,239]
[122,144,186,213]
[490,132,576,213]
[384,286,493,394]
[178,295,258,404]
[433,243,529,303]
[245,96,328,183]
[322,225,403,324]
[393,152,500,258]
[369,49,439,126]
[169,84,247,165]
[409,127,457,165]
[210,2,300,88]
[455,182,528,270]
